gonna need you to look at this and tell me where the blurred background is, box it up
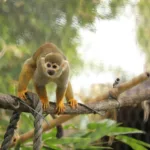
[0,0,150,149]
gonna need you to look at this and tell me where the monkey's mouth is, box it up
[47,70,55,76]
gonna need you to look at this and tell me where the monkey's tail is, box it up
[51,114,64,138]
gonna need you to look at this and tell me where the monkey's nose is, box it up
[48,70,55,76]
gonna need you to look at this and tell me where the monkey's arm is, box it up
[56,81,78,114]
[56,86,67,114]
[65,81,78,109]
[18,58,36,99]
[34,84,49,110]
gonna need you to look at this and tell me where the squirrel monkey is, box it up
[18,43,78,114]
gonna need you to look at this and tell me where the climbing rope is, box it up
[1,92,43,150]
[26,92,43,150]
[1,111,21,150]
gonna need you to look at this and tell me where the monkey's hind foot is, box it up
[68,98,78,109]
[56,102,65,115]
[18,89,28,100]
[41,98,50,111]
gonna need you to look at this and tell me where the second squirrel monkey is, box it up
[18,43,78,114]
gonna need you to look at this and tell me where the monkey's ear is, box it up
[40,57,45,63]
[61,60,69,71]
[38,57,46,69]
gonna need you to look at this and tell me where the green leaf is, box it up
[86,120,144,141]
[116,135,150,150]
[19,113,34,131]
[43,144,61,150]
[20,145,32,150]
[69,130,90,138]
[76,146,112,150]
[72,120,148,149]
[87,119,117,130]
[42,128,57,141]
[107,127,144,136]
[44,137,91,145]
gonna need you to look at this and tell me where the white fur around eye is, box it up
[52,63,59,69]
[46,62,52,68]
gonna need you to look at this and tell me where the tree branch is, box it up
[92,72,150,102]
[0,89,150,114]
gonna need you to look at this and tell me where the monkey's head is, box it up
[39,53,68,79]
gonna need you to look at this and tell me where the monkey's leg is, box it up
[18,59,35,100]
[34,84,50,111]
[56,87,66,114]
[65,81,78,109]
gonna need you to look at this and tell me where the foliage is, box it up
[137,0,150,63]
[16,119,150,150]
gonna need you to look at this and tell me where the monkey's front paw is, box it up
[18,89,28,100]
[68,98,78,109]
[56,102,65,115]
[41,98,50,111]
[42,103,50,111]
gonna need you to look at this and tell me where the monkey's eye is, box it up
[52,64,57,69]
[47,63,51,68]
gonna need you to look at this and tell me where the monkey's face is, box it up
[40,53,68,79]
[46,61,61,78]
